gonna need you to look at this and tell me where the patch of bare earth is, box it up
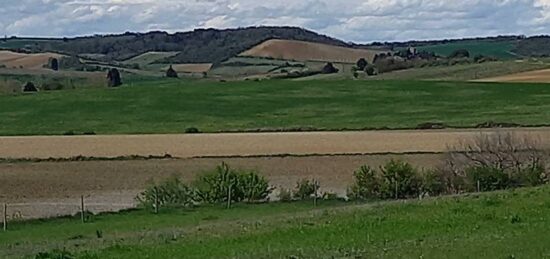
[240,39,386,64]
[475,68,550,83]
[0,154,442,219]
[0,50,64,70]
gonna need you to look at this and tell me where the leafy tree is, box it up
[356,58,368,70]
[166,65,178,78]
[348,165,380,200]
[107,68,122,87]
[50,58,59,71]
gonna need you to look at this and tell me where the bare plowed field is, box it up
[476,68,550,83]
[0,51,64,70]
[240,39,385,64]
[0,154,442,219]
[1,128,549,159]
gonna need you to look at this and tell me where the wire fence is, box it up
[1,197,135,230]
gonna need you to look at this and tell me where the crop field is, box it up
[1,79,550,135]
[415,40,518,59]
[122,51,179,66]
[371,60,550,81]
[0,50,64,70]
[241,39,385,64]
[1,185,549,258]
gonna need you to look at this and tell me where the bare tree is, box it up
[442,131,548,193]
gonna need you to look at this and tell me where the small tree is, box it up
[356,58,368,70]
[166,65,178,78]
[379,160,421,199]
[293,179,319,200]
[107,68,122,87]
[50,58,59,71]
[348,165,380,200]
[365,64,378,76]
[22,82,38,92]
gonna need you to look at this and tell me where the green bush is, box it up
[364,64,378,76]
[511,164,546,187]
[379,160,421,199]
[185,127,200,134]
[347,165,379,200]
[238,172,273,202]
[466,166,510,192]
[194,162,272,204]
[137,177,196,210]
[293,179,319,200]
[420,169,447,196]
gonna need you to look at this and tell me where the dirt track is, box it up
[1,128,550,159]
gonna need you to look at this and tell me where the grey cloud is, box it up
[0,0,549,42]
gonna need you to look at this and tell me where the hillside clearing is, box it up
[122,51,179,66]
[240,39,385,63]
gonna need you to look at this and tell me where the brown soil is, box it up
[0,154,442,219]
[475,68,550,83]
[171,63,212,73]
[1,128,549,159]
[240,39,385,63]
[0,51,64,70]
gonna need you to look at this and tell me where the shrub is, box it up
[185,127,200,134]
[511,164,546,187]
[420,169,447,196]
[194,162,241,203]
[321,62,339,74]
[22,81,38,92]
[42,79,65,91]
[466,166,510,192]
[239,172,273,202]
[364,64,378,76]
[379,160,421,199]
[137,177,196,210]
[194,162,273,204]
[347,165,379,200]
[293,179,319,200]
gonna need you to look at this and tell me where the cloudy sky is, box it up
[1,0,550,43]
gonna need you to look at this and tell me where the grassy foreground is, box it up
[1,79,550,135]
[1,186,550,258]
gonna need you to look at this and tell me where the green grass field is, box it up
[416,40,518,59]
[1,79,550,135]
[2,186,549,258]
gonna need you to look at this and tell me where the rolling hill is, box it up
[240,39,386,64]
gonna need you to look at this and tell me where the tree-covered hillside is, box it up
[26,27,350,64]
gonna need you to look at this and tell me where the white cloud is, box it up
[0,0,549,42]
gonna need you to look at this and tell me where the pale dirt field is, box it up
[1,128,550,159]
[475,68,550,83]
[0,50,64,70]
[170,63,212,73]
[240,39,385,64]
[2,128,550,219]
[0,154,442,220]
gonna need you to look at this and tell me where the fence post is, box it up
[227,184,232,209]
[3,203,7,231]
[477,180,481,193]
[313,179,318,207]
[154,187,159,214]
[80,196,85,223]
[395,179,399,200]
